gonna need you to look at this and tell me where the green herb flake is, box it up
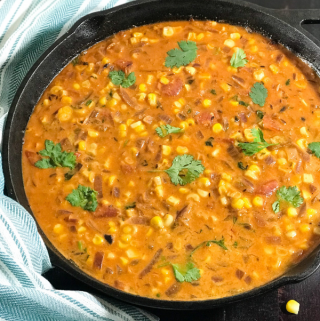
[256,110,265,119]
[210,89,217,95]
[239,100,249,107]
[230,48,248,68]
[308,142,320,159]
[187,108,192,114]
[172,262,201,283]
[72,56,79,66]
[125,202,136,210]
[109,70,136,88]
[249,82,268,107]
[205,137,214,147]
[156,154,205,186]
[155,124,183,138]
[238,128,276,156]
[190,239,227,257]
[85,99,92,106]
[66,185,98,212]
[233,241,238,248]
[165,40,198,68]
[35,140,76,169]
[285,79,290,86]
[77,241,83,251]
[238,162,248,170]
[272,186,304,213]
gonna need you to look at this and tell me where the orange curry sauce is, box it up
[23,20,320,300]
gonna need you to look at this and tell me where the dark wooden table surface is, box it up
[44,0,320,320]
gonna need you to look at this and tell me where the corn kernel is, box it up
[155,185,164,198]
[187,193,200,202]
[78,140,86,151]
[77,226,86,234]
[150,216,164,229]
[252,196,264,207]
[313,227,320,235]
[250,45,258,52]
[120,234,132,243]
[221,173,232,182]
[224,39,235,48]
[231,198,244,209]
[245,170,259,180]
[253,70,265,81]
[99,97,107,106]
[295,81,307,89]
[300,224,311,233]
[196,33,204,40]
[302,190,311,200]
[154,176,162,186]
[269,64,279,74]
[162,145,171,155]
[163,27,174,37]
[230,33,241,40]
[88,130,99,138]
[73,83,80,90]
[286,300,300,315]
[163,214,174,227]
[57,106,73,122]
[126,208,135,217]
[179,188,189,194]
[286,230,297,238]
[220,83,231,92]
[296,139,308,150]
[147,93,157,106]
[244,128,255,141]
[198,189,209,198]
[61,96,72,104]
[92,234,104,245]
[277,158,287,166]
[139,83,147,92]
[50,86,63,95]
[307,208,317,219]
[212,123,223,134]
[176,146,189,154]
[173,66,183,74]
[160,76,169,85]
[230,100,239,106]
[43,99,50,106]
[108,175,116,186]
[203,99,212,108]
[300,127,309,137]
[243,197,252,209]
[167,196,180,206]
[185,66,196,75]
[102,57,109,65]
[303,173,313,183]
[53,224,64,234]
[198,177,211,187]
[287,207,298,217]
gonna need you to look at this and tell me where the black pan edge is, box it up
[3,0,320,310]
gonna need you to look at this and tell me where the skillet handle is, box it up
[268,9,320,48]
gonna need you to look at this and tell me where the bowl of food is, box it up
[3,0,320,310]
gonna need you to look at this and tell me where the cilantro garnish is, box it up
[230,48,248,68]
[308,142,320,159]
[152,154,205,186]
[272,186,304,213]
[238,162,248,170]
[249,82,268,107]
[205,137,214,147]
[155,124,183,138]
[165,40,198,68]
[172,262,201,283]
[210,89,217,95]
[35,140,76,169]
[125,202,136,210]
[256,110,265,119]
[109,70,136,88]
[190,239,227,257]
[238,128,276,156]
[66,185,98,212]
[285,79,290,86]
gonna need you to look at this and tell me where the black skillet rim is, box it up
[3,0,320,310]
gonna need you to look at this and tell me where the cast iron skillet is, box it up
[3,0,320,310]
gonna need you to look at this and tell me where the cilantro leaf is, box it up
[239,100,249,107]
[155,124,183,138]
[66,185,98,212]
[35,140,76,169]
[285,79,290,86]
[109,71,136,88]
[190,238,227,257]
[163,154,205,186]
[205,137,214,147]
[85,99,92,106]
[210,89,217,95]
[172,262,200,283]
[121,72,136,88]
[256,110,265,119]
[125,202,136,210]
[308,142,320,159]
[272,186,304,213]
[230,48,248,68]
[249,82,268,107]
[165,41,198,68]
[238,128,276,156]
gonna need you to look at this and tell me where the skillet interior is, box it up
[3,0,320,310]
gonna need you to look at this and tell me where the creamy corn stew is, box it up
[23,20,320,300]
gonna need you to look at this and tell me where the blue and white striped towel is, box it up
[0,1,158,320]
